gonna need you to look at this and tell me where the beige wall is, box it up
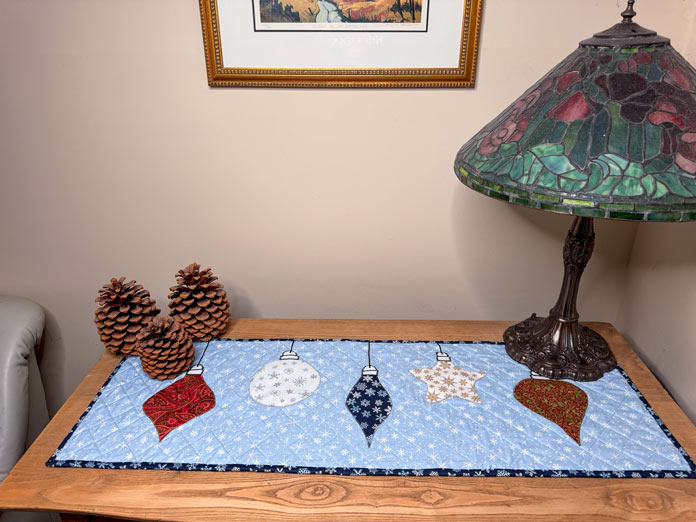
[0,0,692,416]
[618,224,696,422]
[615,4,696,423]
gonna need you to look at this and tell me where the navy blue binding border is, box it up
[46,339,696,479]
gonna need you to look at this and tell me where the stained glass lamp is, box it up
[454,1,696,381]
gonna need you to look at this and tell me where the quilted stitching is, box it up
[49,340,694,476]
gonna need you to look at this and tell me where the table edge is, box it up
[1,319,695,522]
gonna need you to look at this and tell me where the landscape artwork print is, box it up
[253,0,430,31]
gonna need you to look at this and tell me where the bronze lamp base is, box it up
[503,216,617,381]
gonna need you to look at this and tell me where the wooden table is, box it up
[1,319,695,521]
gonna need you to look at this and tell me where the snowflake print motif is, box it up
[409,347,486,404]
[346,343,392,448]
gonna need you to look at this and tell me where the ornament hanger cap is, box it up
[280,350,299,360]
[436,352,451,362]
[362,365,378,376]
[187,364,204,375]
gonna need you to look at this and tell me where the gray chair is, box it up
[0,296,55,522]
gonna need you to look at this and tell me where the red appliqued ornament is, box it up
[143,363,215,441]
[514,376,588,445]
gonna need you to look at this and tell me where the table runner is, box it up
[48,339,696,478]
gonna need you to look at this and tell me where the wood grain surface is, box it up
[1,319,695,521]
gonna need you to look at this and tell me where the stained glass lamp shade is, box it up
[454,1,696,381]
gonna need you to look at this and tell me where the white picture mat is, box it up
[218,0,466,69]
[252,0,430,32]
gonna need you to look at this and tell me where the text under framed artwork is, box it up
[199,0,483,87]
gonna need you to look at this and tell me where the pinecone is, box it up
[168,263,230,341]
[135,316,195,380]
[94,277,160,355]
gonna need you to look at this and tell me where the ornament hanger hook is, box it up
[188,340,212,374]
[280,340,299,360]
[435,342,451,362]
[362,342,378,375]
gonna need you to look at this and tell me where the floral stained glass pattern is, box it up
[454,44,696,221]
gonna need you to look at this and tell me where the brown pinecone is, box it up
[168,263,230,341]
[135,316,194,380]
[94,277,160,355]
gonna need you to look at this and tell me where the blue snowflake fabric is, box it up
[346,368,392,447]
[46,339,696,479]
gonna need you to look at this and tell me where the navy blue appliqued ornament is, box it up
[345,342,392,448]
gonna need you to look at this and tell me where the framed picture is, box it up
[199,0,484,87]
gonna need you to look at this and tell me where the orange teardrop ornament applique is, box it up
[514,378,588,445]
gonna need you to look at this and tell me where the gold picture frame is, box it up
[199,0,484,88]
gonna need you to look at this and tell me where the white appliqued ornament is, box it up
[249,344,320,407]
